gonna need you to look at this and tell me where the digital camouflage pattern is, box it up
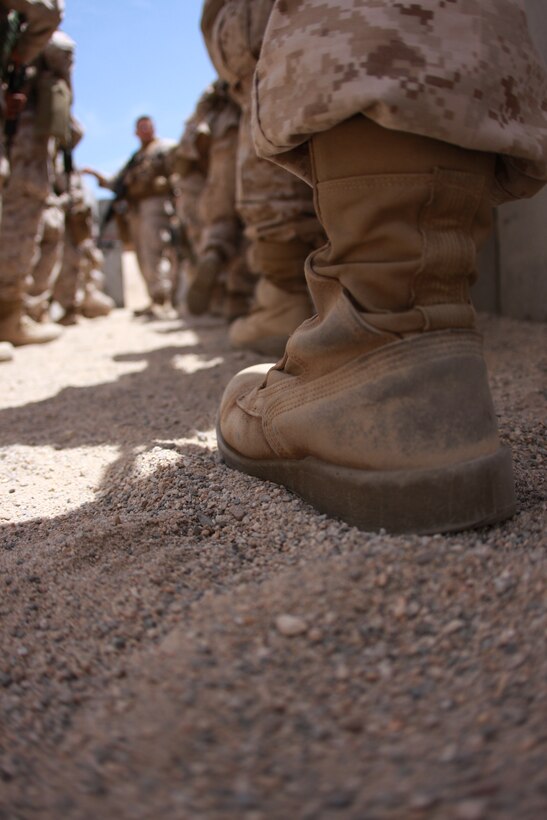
[0,0,64,222]
[169,103,208,260]
[0,25,72,302]
[0,104,53,302]
[25,194,64,319]
[171,83,252,309]
[201,0,324,282]
[51,168,93,312]
[251,0,547,201]
[198,108,239,261]
[181,81,242,261]
[201,0,274,106]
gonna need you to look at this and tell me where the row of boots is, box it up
[0,286,113,361]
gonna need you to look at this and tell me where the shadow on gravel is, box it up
[1,319,546,819]
[0,345,223,450]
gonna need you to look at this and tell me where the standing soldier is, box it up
[201,0,325,356]
[0,26,71,348]
[0,0,64,360]
[216,0,547,534]
[83,117,179,319]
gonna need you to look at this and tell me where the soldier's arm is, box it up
[9,0,64,65]
[80,167,117,191]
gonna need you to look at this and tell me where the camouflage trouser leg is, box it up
[128,197,176,303]
[198,125,239,261]
[53,236,81,310]
[200,0,324,291]
[237,100,323,291]
[26,204,65,318]
[0,185,45,304]
[176,173,205,288]
[175,172,205,253]
[252,0,547,198]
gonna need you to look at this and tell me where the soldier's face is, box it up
[135,119,155,144]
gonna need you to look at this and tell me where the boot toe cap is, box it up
[218,364,277,459]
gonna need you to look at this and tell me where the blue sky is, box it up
[63,1,216,195]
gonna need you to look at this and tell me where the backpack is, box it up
[34,72,72,146]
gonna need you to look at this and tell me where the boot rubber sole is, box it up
[216,429,516,535]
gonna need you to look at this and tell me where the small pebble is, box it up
[275,615,307,637]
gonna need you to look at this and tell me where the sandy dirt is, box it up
[0,306,545,820]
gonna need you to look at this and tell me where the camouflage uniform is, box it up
[25,186,65,320]
[104,137,178,308]
[201,0,326,353]
[170,107,208,266]
[0,29,71,312]
[177,81,253,317]
[251,0,547,199]
[202,0,323,280]
[0,0,64,225]
[196,86,240,265]
[52,167,95,320]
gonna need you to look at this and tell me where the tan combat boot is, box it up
[81,287,115,319]
[217,116,515,534]
[0,300,62,346]
[228,238,315,357]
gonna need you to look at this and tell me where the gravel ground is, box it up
[0,309,545,820]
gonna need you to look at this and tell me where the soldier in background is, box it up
[0,0,64,360]
[201,0,325,356]
[216,0,547,535]
[83,116,179,319]
[0,27,72,348]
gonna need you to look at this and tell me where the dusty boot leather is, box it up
[0,300,62,346]
[217,116,515,534]
[228,236,317,356]
[228,277,313,357]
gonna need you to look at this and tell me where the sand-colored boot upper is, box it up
[0,305,62,346]
[220,115,502,474]
[228,278,313,356]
